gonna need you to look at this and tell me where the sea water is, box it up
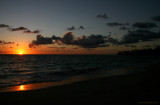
[0,54,159,88]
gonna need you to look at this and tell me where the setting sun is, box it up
[20,85,24,90]
[17,49,25,55]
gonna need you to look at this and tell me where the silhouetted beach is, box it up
[0,62,160,105]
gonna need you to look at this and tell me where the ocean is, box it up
[0,54,159,88]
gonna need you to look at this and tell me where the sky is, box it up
[0,0,160,54]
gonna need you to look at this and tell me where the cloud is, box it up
[151,15,160,22]
[23,29,40,34]
[106,22,130,27]
[132,22,157,29]
[0,40,14,45]
[32,30,40,34]
[3,42,14,44]
[61,32,75,44]
[107,37,119,44]
[79,26,85,29]
[0,24,9,28]
[11,27,40,34]
[66,26,85,31]
[73,34,107,48]
[119,26,128,30]
[29,32,114,48]
[67,26,76,31]
[11,27,28,31]
[96,13,108,19]
[120,30,160,44]
[0,24,40,34]
[23,30,32,33]
[29,35,53,48]
[32,31,160,49]
[59,33,113,48]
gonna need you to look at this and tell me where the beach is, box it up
[0,63,160,105]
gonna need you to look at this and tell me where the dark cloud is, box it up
[120,30,160,44]
[3,42,14,44]
[61,32,75,44]
[0,40,14,45]
[107,37,119,44]
[52,35,61,40]
[106,22,130,27]
[0,24,9,28]
[132,22,157,29]
[32,30,40,34]
[67,26,85,31]
[0,24,40,34]
[0,40,3,43]
[23,29,40,34]
[63,33,113,48]
[29,35,53,48]
[11,27,28,31]
[29,32,114,48]
[96,13,108,19]
[73,34,107,48]
[119,26,128,30]
[79,26,85,29]
[67,26,76,31]
[151,15,160,22]
[23,30,32,33]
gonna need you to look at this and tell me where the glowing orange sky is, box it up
[1,42,118,55]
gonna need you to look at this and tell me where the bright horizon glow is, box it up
[19,85,24,90]
[18,50,24,55]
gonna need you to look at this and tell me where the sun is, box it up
[20,85,24,90]
[19,52,23,55]
[16,49,27,55]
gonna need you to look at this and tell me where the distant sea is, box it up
[0,54,159,88]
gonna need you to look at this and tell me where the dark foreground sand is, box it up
[0,63,160,105]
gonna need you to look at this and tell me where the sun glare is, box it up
[20,85,24,90]
[19,52,23,55]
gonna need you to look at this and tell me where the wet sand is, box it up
[0,63,160,105]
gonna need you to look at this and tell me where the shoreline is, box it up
[0,63,160,105]
[0,65,146,92]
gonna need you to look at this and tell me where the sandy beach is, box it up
[0,63,160,105]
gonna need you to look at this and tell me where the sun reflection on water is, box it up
[0,82,57,92]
